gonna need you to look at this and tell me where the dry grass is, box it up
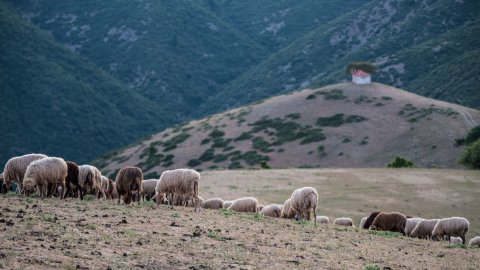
[1,168,480,269]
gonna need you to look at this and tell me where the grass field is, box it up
[0,168,479,269]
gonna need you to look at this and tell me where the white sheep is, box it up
[78,165,103,200]
[141,179,159,201]
[450,237,463,244]
[334,217,354,227]
[316,216,330,224]
[154,168,201,211]
[290,187,318,225]
[99,176,110,199]
[260,204,283,218]
[3,153,47,192]
[410,219,439,240]
[204,198,224,209]
[405,217,424,236]
[222,200,233,209]
[468,236,480,248]
[22,157,67,198]
[186,196,204,208]
[280,198,295,219]
[359,216,368,229]
[227,197,259,213]
[432,217,469,244]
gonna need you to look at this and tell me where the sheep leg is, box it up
[461,234,466,245]
[60,182,65,199]
[102,188,107,201]
[137,189,140,205]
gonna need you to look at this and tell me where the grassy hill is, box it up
[94,83,480,178]
[1,168,479,269]
[0,2,173,165]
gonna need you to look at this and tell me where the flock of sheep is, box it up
[1,153,480,249]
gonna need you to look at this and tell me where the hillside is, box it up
[204,0,480,113]
[1,168,479,269]
[94,83,480,178]
[0,2,173,165]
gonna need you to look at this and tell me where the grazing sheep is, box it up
[116,167,143,205]
[222,200,233,209]
[64,161,81,199]
[280,198,295,219]
[3,153,47,193]
[141,179,159,201]
[432,217,469,244]
[334,217,354,227]
[204,198,224,209]
[363,211,381,229]
[22,157,67,198]
[450,237,463,244]
[78,165,103,200]
[0,173,6,193]
[410,219,439,240]
[258,205,264,211]
[98,176,110,199]
[469,236,480,248]
[186,196,204,208]
[107,180,118,200]
[359,217,368,229]
[370,212,407,234]
[227,197,259,213]
[316,216,330,224]
[290,187,318,225]
[260,204,283,218]
[404,217,424,236]
[154,168,201,211]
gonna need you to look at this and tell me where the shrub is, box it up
[187,159,202,167]
[459,139,480,169]
[387,156,414,168]
[260,160,271,169]
[199,148,215,162]
[252,137,272,152]
[316,114,345,127]
[234,132,253,141]
[300,129,326,144]
[465,125,480,145]
[209,129,225,138]
[306,94,316,100]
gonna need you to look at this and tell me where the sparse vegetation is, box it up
[459,139,480,169]
[316,114,367,127]
[163,133,191,151]
[387,156,414,168]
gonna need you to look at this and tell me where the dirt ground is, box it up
[1,168,480,269]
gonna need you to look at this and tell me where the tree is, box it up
[387,156,414,168]
[346,62,377,75]
[459,139,480,169]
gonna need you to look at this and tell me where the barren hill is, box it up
[94,83,480,178]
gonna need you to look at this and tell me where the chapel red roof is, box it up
[351,70,370,76]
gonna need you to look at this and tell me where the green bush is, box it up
[300,129,326,144]
[387,156,414,168]
[187,159,202,167]
[260,160,271,169]
[199,148,215,162]
[316,114,345,127]
[465,126,480,145]
[252,137,272,152]
[459,139,480,169]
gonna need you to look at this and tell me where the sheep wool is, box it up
[260,204,283,218]
[204,198,224,209]
[370,212,407,235]
[141,179,159,201]
[116,167,143,205]
[222,200,233,209]
[280,198,295,219]
[410,219,439,239]
[316,216,330,224]
[155,168,201,211]
[64,161,81,199]
[22,157,67,198]
[363,212,381,229]
[290,187,318,225]
[3,153,47,191]
[468,236,480,248]
[405,217,424,236]
[334,217,354,227]
[228,197,259,213]
[432,217,469,244]
[359,217,368,229]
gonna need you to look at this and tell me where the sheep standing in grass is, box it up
[78,165,102,200]
[363,211,381,229]
[450,237,463,244]
[3,153,47,193]
[405,217,424,236]
[359,217,368,229]
[98,176,110,200]
[22,157,67,198]
[116,167,143,205]
[186,196,204,208]
[154,168,201,211]
[227,197,259,213]
[141,179,159,201]
[280,198,295,219]
[334,217,354,227]
[64,161,81,199]
[431,217,469,244]
[410,219,439,239]
[107,179,118,200]
[222,200,233,209]
[260,204,283,218]
[204,198,224,209]
[369,212,407,235]
[469,236,480,248]
[290,187,318,225]
[316,216,330,224]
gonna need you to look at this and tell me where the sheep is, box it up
[469,236,480,248]
[3,153,47,193]
[258,205,264,211]
[186,196,204,208]
[98,176,110,199]
[359,216,368,229]
[64,161,81,199]
[369,212,407,235]
[154,168,201,211]
[227,197,259,213]
[116,166,143,205]
[432,217,469,244]
[107,179,118,200]
[363,211,381,229]
[280,198,295,219]
[410,219,439,240]
[260,204,283,218]
[0,173,5,193]
[334,217,354,227]
[450,237,463,244]
[222,200,233,209]
[404,217,424,236]
[78,165,102,200]
[141,179,159,201]
[22,157,67,199]
[290,187,318,225]
[316,216,330,224]
[204,198,224,209]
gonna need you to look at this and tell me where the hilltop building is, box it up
[351,69,371,85]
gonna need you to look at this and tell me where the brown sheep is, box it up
[363,211,381,229]
[115,167,143,205]
[64,161,81,199]
[369,212,407,235]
